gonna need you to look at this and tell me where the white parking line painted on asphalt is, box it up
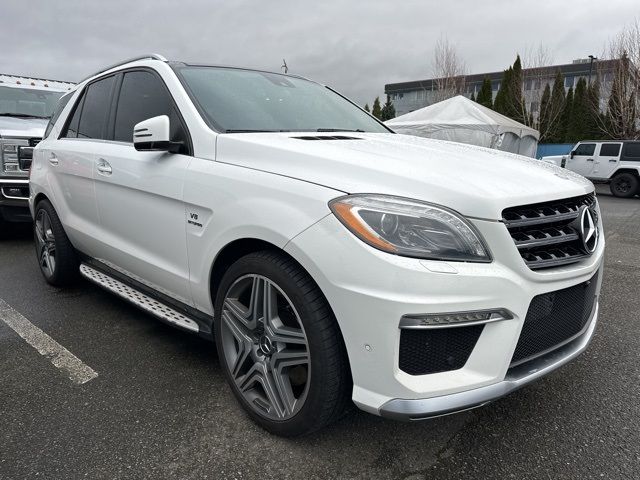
[0,298,98,385]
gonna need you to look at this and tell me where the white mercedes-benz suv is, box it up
[29,54,604,436]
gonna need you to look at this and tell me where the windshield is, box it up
[0,86,64,118]
[175,66,389,133]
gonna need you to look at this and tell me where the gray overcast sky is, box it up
[2,0,638,106]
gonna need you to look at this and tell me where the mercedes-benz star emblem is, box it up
[259,335,274,356]
[579,206,598,254]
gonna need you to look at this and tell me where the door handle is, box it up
[97,159,112,175]
[48,154,59,166]
[586,158,594,161]
[609,159,618,162]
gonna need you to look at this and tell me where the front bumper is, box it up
[0,178,31,223]
[380,302,598,420]
[285,212,605,417]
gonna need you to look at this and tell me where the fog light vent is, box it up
[400,309,512,329]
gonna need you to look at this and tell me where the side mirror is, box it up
[133,115,182,153]
[17,146,34,170]
[569,151,575,159]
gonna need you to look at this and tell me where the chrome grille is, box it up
[502,193,598,270]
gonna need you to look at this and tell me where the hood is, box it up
[539,155,565,167]
[216,132,593,220]
[0,117,48,138]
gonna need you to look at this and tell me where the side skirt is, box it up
[79,260,213,340]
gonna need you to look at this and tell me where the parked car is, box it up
[0,74,74,230]
[541,140,640,198]
[29,54,604,436]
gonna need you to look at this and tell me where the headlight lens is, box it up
[329,195,491,262]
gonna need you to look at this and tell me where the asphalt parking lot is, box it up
[1,186,639,480]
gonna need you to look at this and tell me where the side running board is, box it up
[79,264,199,333]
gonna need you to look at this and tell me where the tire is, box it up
[214,250,351,436]
[610,172,639,198]
[34,199,79,286]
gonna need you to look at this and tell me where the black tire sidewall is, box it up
[610,173,639,198]
[34,200,79,286]
[214,252,346,436]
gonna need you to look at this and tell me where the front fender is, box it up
[183,158,344,313]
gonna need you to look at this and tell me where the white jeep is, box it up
[541,140,640,198]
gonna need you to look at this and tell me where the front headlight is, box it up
[329,195,491,262]
[1,141,19,172]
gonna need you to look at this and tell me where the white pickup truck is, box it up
[541,140,640,198]
[0,74,74,230]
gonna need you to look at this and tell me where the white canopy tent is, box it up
[385,95,540,157]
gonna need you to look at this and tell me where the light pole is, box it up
[588,55,597,85]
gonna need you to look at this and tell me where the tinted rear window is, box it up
[45,93,72,138]
[77,76,115,139]
[622,143,640,159]
[599,143,621,157]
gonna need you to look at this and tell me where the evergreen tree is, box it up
[546,72,566,143]
[493,67,512,115]
[508,55,526,124]
[537,84,552,141]
[470,92,475,102]
[371,96,382,119]
[476,77,493,109]
[586,78,603,139]
[364,103,370,113]
[560,86,574,142]
[380,95,396,121]
[568,78,588,141]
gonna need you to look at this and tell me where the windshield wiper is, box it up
[0,112,50,119]
[316,128,365,133]
[224,129,296,133]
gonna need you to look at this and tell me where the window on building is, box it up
[530,101,539,113]
[599,143,621,157]
[565,76,574,88]
[524,80,532,91]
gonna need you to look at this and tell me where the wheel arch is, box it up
[209,238,340,329]
[33,192,51,207]
[611,167,640,178]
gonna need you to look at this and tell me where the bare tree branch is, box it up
[597,18,640,139]
[431,35,466,102]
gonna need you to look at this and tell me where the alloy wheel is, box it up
[220,274,311,421]
[35,209,56,278]
[614,178,631,194]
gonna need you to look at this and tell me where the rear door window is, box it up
[599,143,621,157]
[112,71,187,148]
[76,76,116,139]
[45,93,72,138]
[574,143,596,156]
[63,94,84,138]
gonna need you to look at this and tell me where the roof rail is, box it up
[79,53,167,83]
